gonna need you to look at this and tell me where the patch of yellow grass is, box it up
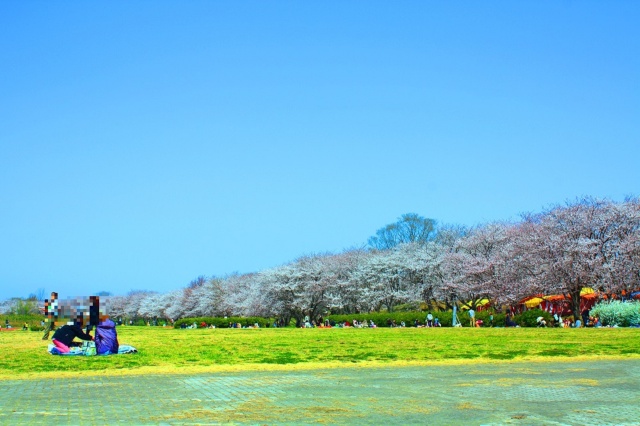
[456,402,479,410]
[4,355,636,382]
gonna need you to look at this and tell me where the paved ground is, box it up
[1,359,639,425]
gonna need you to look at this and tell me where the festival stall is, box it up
[514,288,599,316]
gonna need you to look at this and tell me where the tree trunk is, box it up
[569,287,582,322]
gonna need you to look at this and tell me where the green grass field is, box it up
[1,326,638,380]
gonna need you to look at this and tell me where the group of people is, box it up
[423,313,442,327]
[2,319,30,330]
[303,316,444,328]
[42,292,120,355]
[296,317,378,328]
[530,312,602,328]
[341,319,377,328]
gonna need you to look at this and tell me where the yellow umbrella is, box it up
[460,299,490,310]
[524,297,544,308]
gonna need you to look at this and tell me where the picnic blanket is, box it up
[48,342,137,356]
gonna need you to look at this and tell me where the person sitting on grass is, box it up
[51,319,93,354]
[536,316,547,327]
[95,315,119,355]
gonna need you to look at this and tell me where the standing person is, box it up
[42,292,58,340]
[426,313,434,327]
[468,308,475,327]
[51,320,93,354]
[581,308,590,327]
[89,296,100,328]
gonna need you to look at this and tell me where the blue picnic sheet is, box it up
[48,343,137,356]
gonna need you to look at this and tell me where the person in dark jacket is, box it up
[51,322,93,353]
[95,316,119,355]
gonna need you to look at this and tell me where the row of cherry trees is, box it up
[105,198,640,323]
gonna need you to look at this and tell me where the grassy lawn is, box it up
[1,326,638,380]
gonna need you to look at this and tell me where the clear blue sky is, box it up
[1,2,638,299]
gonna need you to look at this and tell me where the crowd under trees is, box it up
[101,197,640,324]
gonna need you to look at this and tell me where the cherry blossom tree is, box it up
[94,198,639,324]
[512,198,620,319]
[258,253,342,325]
[137,292,163,320]
[124,290,155,321]
[221,272,271,318]
[330,249,375,314]
[491,221,544,305]
[259,264,304,325]
[163,289,188,321]
[440,223,511,309]
[597,198,640,297]
[104,295,128,320]
[351,245,428,312]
